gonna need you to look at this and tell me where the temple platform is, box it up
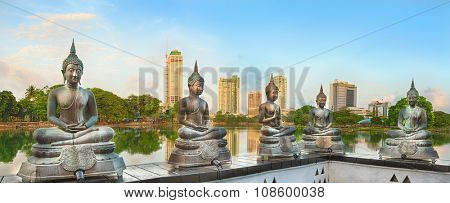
[3,153,449,183]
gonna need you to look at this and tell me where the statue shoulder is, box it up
[180,97,189,104]
[82,88,95,98]
[48,86,65,97]
[199,97,208,106]
[419,107,427,115]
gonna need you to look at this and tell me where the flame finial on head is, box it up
[407,79,419,96]
[265,74,278,96]
[188,60,204,86]
[316,84,327,100]
[62,38,84,72]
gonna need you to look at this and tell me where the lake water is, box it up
[1,127,449,176]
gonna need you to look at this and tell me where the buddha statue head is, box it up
[316,85,327,108]
[407,79,419,107]
[61,39,84,86]
[265,74,279,102]
[188,61,204,96]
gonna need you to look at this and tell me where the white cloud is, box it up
[0,61,57,98]
[14,13,97,40]
[422,87,450,112]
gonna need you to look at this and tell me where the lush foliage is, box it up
[333,108,365,125]
[2,85,164,123]
[286,105,314,125]
[434,111,450,128]
[0,91,18,122]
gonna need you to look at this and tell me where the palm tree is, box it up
[25,85,37,100]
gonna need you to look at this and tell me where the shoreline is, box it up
[0,122,448,134]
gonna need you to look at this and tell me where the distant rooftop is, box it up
[169,49,181,55]
[332,79,356,87]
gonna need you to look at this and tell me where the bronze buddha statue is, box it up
[299,85,344,154]
[379,80,438,161]
[17,40,125,182]
[258,74,299,158]
[169,61,230,167]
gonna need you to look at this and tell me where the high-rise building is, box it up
[329,79,357,112]
[218,75,240,114]
[165,49,183,106]
[247,91,262,117]
[273,75,287,110]
[368,100,389,117]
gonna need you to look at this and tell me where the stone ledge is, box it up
[2,154,448,183]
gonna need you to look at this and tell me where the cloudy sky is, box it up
[0,0,449,113]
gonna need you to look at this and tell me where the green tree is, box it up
[0,91,18,121]
[139,94,161,119]
[388,96,434,127]
[125,94,162,121]
[433,111,450,128]
[89,88,128,122]
[286,105,314,125]
[333,108,364,125]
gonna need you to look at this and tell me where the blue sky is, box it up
[0,0,449,113]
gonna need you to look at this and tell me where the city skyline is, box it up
[0,1,449,113]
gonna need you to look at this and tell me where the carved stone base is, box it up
[259,135,299,158]
[17,142,125,182]
[299,134,345,154]
[169,138,231,168]
[379,139,439,161]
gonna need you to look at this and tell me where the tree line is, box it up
[0,85,176,123]
[1,86,448,127]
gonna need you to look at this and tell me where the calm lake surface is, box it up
[1,127,449,176]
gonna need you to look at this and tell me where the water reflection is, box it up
[113,128,162,155]
[0,131,34,163]
[0,127,449,176]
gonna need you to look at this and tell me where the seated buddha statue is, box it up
[300,85,344,154]
[379,80,438,161]
[258,74,298,157]
[303,85,340,136]
[33,40,114,146]
[169,61,230,167]
[178,61,227,140]
[387,80,431,140]
[17,40,125,182]
[259,74,296,137]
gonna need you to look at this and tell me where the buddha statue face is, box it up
[316,95,326,108]
[407,92,418,107]
[63,63,83,85]
[267,89,278,102]
[189,80,204,96]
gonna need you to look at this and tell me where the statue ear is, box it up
[61,69,66,84]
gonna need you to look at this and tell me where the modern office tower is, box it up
[165,49,183,106]
[247,91,262,117]
[273,75,287,110]
[218,75,240,114]
[368,100,389,117]
[329,79,357,112]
